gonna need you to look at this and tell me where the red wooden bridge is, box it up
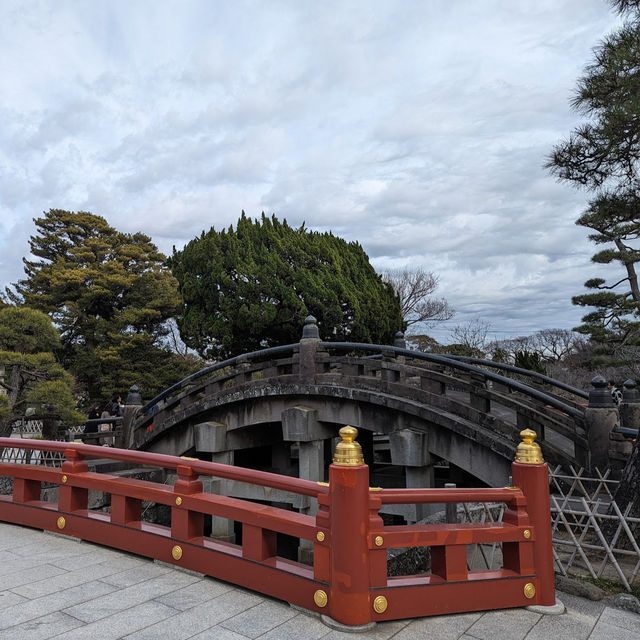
[0,427,556,628]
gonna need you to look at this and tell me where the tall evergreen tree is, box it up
[7,209,198,401]
[169,213,405,360]
[547,2,640,359]
[548,0,640,541]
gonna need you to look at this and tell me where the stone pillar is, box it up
[193,422,235,542]
[585,376,618,473]
[298,439,324,563]
[619,379,640,433]
[389,429,437,522]
[122,385,143,449]
[298,316,320,382]
[209,450,236,542]
[609,379,640,477]
[281,404,329,562]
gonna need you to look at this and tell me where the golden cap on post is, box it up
[333,426,364,466]
[514,429,544,464]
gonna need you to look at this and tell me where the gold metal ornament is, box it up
[313,590,328,608]
[61,475,68,483]
[316,531,325,542]
[373,595,388,613]
[332,426,364,466]
[175,497,182,506]
[179,456,198,461]
[524,583,536,599]
[524,529,531,539]
[514,429,544,464]
[172,545,183,560]
[374,536,384,547]
[56,516,66,530]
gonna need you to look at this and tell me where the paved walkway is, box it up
[0,523,638,640]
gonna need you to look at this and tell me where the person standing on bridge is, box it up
[83,402,100,435]
[608,380,622,405]
[111,395,124,417]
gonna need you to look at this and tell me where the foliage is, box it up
[0,306,60,354]
[381,268,454,327]
[0,307,83,435]
[6,209,199,402]
[513,350,547,375]
[487,329,585,364]
[547,3,640,360]
[169,213,405,360]
[405,334,440,353]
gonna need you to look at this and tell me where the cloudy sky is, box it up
[0,0,624,344]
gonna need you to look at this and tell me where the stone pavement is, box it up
[0,523,638,640]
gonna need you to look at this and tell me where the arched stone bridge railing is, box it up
[130,320,588,491]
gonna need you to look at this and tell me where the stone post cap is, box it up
[301,315,320,339]
[125,384,143,406]
[622,379,640,403]
[588,375,615,408]
[393,332,406,349]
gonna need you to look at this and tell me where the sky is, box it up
[0,0,625,345]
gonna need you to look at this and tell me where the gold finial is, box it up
[332,426,364,466]
[514,429,544,464]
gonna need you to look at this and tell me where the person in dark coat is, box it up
[83,402,100,434]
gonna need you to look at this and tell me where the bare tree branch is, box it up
[381,268,454,327]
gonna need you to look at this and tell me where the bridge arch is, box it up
[130,319,588,500]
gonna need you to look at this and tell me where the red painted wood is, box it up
[327,463,372,626]
[512,461,556,606]
[431,544,468,581]
[0,438,557,623]
[378,522,533,547]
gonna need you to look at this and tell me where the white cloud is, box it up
[0,0,624,341]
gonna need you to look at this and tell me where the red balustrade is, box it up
[0,427,555,627]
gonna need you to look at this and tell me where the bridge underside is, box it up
[133,381,519,527]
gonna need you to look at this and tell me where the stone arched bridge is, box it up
[128,319,588,511]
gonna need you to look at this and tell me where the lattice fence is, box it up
[550,465,640,590]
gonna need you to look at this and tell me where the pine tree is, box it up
[7,209,197,400]
[547,2,640,360]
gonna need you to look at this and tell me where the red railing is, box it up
[0,429,555,627]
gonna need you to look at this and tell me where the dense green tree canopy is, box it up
[0,306,82,436]
[547,3,640,357]
[7,209,198,401]
[169,213,405,359]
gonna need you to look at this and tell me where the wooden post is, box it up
[172,464,204,540]
[59,449,88,513]
[511,429,556,606]
[326,426,372,627]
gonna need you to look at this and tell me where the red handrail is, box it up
[0,431,555,628]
